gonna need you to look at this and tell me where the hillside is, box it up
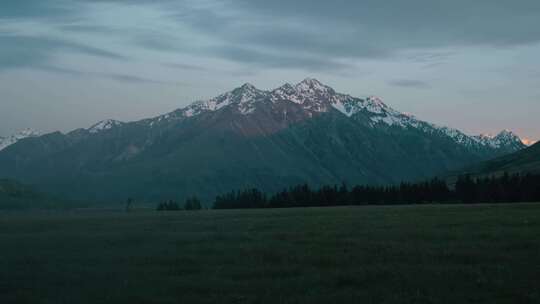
[0,179,44,209]
[0,179,88,210]
[462,141,540,176]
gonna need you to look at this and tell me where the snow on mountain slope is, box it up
[0,129,40,151]
[472,130,524,149]
[88,119,123,134]
[143,78,524,151]
[182,83,267,117]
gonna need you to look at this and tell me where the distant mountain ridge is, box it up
[0,129,40,151]
[0,78,526,202]
[460,141,540,177]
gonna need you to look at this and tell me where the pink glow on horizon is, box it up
[522,138,537,146]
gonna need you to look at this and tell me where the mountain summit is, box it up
[0,79,526,202]
[473,130,524,150]
[146,79,524,150]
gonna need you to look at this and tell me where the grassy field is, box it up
[1,204,540,304]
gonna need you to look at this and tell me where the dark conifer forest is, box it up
[212,174,540,209]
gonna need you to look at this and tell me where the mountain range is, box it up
[0,78,526,202]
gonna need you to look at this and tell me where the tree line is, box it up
[455,173,540,204]
[157,197,202,211]
[213,173,540,209]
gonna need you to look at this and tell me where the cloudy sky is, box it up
[1,0,539,142]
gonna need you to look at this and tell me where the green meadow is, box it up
[1,203,540,304]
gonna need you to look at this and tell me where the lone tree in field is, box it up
[125,198,133,212]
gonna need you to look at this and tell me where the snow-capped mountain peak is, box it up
[238,82,258,91]
[295,78,334,94]
[472,130,523,149]
[139,78,525,152]
[230,83,266,105]
[365,96,389,111]
[493,129,523,145]
[181,83,268,117]
[495,129,518,139]
[273,79,395,119]
[88,119,123,134]
[271,79,340,113]
[272,83,295,96]
[0,128,40,151]
[178,79,388,119]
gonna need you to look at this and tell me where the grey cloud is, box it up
[406,52,455,69]
[211,46,350,72]
[421,62,447,70]
[228,0,540,47]
[35,65,182,85]
[60,24,122,34]
[407,52,456,64]
[134,27,353,71]
[105,74,177,85]
[0,0,76,20]
[495,66,540,79]
[232,27,391,59]
[0,35,126,71]
[118,0,540,71]
[388,79,431,89]
[3,0,540,73]
[164,63,207,71]
[133,34,188,52]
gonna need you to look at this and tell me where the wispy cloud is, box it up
[35,65,183,85]
[0,35,127,71]
[163,62,207,71]
[0,0,77,20]
[3,0,540,73]
[406,51,456,69]
[388,79,431,89]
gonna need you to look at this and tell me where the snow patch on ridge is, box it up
[0,129,40,151]
[182,83,266,117]
[472,130,523,148]
[88,119,123,133]
[331,99,352,116]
